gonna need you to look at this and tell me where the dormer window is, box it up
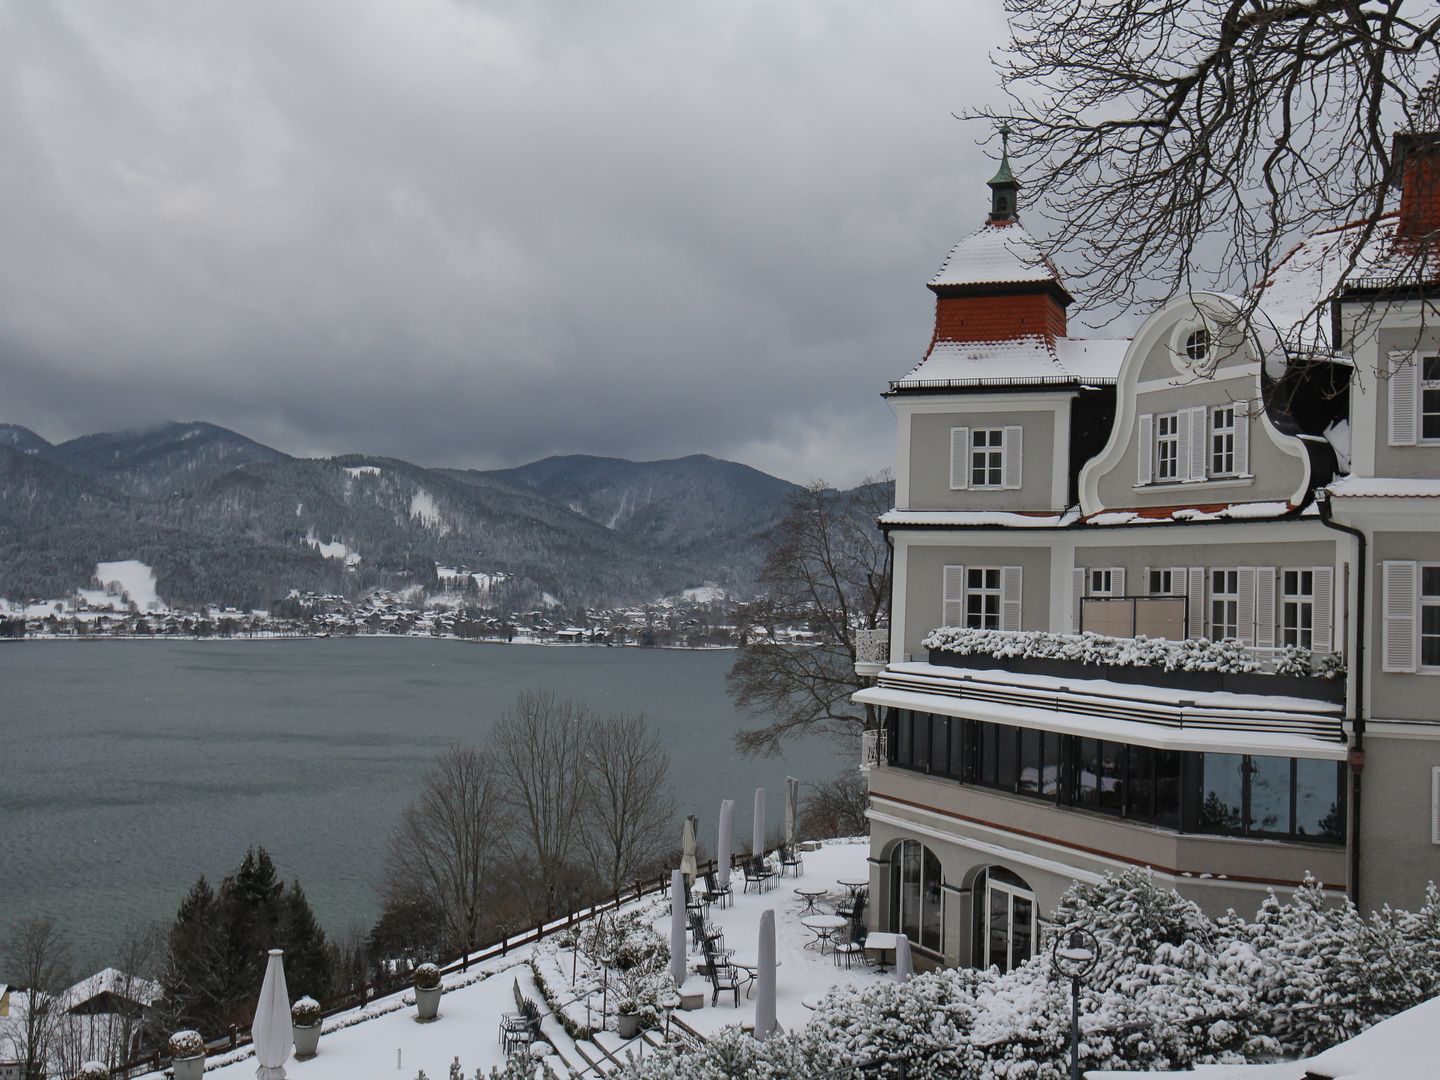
[1185,329,1210,363]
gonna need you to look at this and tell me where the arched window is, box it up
[972,866,1035,974]
[889,840,942,953]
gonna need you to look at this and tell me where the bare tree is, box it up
[966,0,1440,329]
[727,473,892,755]
[798,772,872,842]
[382,744,508,956]
[2,916,72,1080]
[579,713,677,896]
[492,690,591,920]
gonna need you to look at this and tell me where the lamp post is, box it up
[1051,927,1099,1080]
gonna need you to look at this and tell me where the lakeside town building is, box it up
[854,136,1440,972]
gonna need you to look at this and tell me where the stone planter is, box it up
[617,1011,640,1039]
[293,1022,321,1060]
[414,985,442,1023]
[172,1053,206,1080]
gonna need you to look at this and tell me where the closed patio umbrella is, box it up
[252,949,291,1080]
[670,870,688,988]
[893,935,913,983]
[752,788,766,858]
[785,776,800,849]
[717,800,735,889]
[754,909,777,1041]
[681,815,698,890]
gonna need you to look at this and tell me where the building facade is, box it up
[855,143,1440,974]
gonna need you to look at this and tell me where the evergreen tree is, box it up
[159,876,227,1037]
[280,880,335,1002]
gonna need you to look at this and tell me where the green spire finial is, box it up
[987,123,1020,221]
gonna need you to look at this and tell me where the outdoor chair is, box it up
[701,941,743,1007]
[688,910,728,956]
[742,856,776,894]
[685,886,710,919]
[780,845,804,878]
[837,887,867,920]
[499,981,543,1053]
[702,868,732,909]
[833,921,871,969]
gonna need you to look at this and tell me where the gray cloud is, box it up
[0,0,1011,486]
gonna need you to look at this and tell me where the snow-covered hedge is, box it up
[413,962,442,990]
[613,869,1440,1080]
[923,627,1268,674]
[168,1030,205,1059]
[76,1063,109,1080]
[291,996,321,1027]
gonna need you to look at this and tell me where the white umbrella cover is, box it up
[681,815,698,889]
[754,909,777,1041]
[893,935,914,983]
[253,948,291,1080]
[785,776,800,849]
[752,788,766,858]
[670,870,688,988]
[717,800,735,888]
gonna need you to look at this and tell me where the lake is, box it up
[0,638,845,969]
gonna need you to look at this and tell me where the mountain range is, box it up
[0,421,802,611]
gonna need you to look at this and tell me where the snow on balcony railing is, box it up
[859,729,887,772]
[854,628,889,666]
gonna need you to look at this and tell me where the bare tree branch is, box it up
[579,712,677,895]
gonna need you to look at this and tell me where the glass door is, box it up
[984,879,1036,973]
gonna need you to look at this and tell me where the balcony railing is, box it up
[860,728,888,772]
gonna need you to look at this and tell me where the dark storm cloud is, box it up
[0,1,1010,485]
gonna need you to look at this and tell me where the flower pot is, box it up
[617,1011,640,1039]
[293,1022,321,1060]
[172,1053,206,1080]
[414,985,442,1022]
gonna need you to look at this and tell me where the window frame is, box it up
[1211,569,1240,641]
[965,567,1002,630]
[970,428,1004,489]
[1156,413,1180,481]
[1422,563,1440,671]
[1282,568,1316,650]
[1211,405,1237,476]
[1423,355,1440,443]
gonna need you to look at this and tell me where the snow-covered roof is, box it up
[64,968,162,1010]
[1327,475,1440,498]
[890,335,1127,390]
[1082,501,1298,526]
[929,220,1064,287]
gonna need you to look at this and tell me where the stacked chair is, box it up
[832,895,871,969]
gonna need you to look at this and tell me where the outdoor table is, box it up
[837,877,869,900]
[794,886,828,915]
[801,992,827,1011]
[801,914,848,954]
[729,955,781,998]
[863,931,904,974]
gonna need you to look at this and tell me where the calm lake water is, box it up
[0,638,844,971]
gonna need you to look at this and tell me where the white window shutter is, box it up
[1432,767,1440,845]
[1255,566,1277,648]
[1071,567,1085,634]
[1171,567,1187,596]
[1383,560,1419,672]
[1144,566,1154,595]
[1111,567,1125,597]
[1234,401,1250,475]
[950,427,970,490]
[1389,353,1419,446]
[1137,413,1154,485]
[1237,567,1257,646]
[1187,567,1205,639]
[1175,409,1192,482]
[1000,566,1023,631]
[1312,565,1335,653]
[1003,425,1024,489]
[943,565,966,627]
[1187,406,1208,480]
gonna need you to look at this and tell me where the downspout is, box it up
[1316,488,1365,908]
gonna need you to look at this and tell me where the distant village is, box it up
[0,581,820,649]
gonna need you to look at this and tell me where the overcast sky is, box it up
[0,1,1019,487]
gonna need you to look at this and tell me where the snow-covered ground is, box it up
[132,841,877,1080]
[84,560,162,610]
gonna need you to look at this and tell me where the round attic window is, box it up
[1185,329,1210,362]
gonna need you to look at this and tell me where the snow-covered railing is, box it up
[860,729,887,772]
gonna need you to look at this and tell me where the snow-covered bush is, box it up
[922,627,1263,674]
[168,1030,205,1059]
[414,962,442,990]
[291,996,321,1027]
[1313,651,1346,680]
[76,1063,109,1080]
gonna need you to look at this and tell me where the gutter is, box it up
[1315,486,1366,908]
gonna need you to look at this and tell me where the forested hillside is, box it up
[0,423,812,611]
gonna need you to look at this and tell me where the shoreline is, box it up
[0,633,740,650]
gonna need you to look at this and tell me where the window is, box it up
[971,429,1004,488]
[1197,754,1345,842]
[1073,738,1125,812]
[1157,414,1180,480]
[1212,406,1236,475]
[1282,570,1315,649]
[967,568,1001,629]
[1211,570,1239,640]
[1149,568,1175,595]
[980,868,1034,974]
[1424,566,1440,668]
[1018,727,1062,798]
[890,840,943,953]
[1186,329,1209,362]
[1425,356,1440,441]
[1090,569,1113,596]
